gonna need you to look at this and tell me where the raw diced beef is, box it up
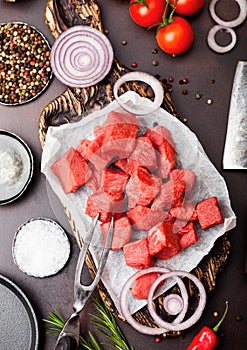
[169,200,197,221]
[86,134,111,170]
[151,179,185,211]
[126,167,162,209]
[101,169,129,201]
[153,225,180,260]
[100,111,138,159]
[178,222,198,250]
[114,158,132,175]
[100,216,132,250]
[85,191,124,223]
[131,272,161,300]
[145,125,176,179]
[51,147,92,194]
[170,169,196,197]
[123,237,153,269]
[145,125,175,147]
[196,196,223,229]
[127,205,168,231]
[147,222,179,256]
[76,139,91,161]
[128,136,157,173]
[85,163,101,192]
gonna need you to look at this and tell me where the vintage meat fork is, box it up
[54,214,114,350]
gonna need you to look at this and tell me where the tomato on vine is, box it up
[129,0,167,28]
[171,0,206,16]
[156,15,194,55]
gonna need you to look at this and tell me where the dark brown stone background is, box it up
[0,0,246,349]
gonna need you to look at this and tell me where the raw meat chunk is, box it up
[127,205,168,231]
[85,163,101,192]
[170,169,196,197]
[123,237,153,269]
[100,217,132,250]
[100,111,138,159]
[147,222,179,256]
[51,147,92,194]
[86,134,111,170]
[196,196,224,229]
[114,158,132,175]
[126,166,162,209]
[151,179,185,211]
[101,169,129,201]
[85,191,124,223]
[128,136,157,173]
[76,139,91,161]
[169,200,197,221]
[178,222,198,250]
[131,272,161,300]
[145,125,176,179]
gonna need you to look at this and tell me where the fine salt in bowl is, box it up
[0,130,33,205]
[12,218,70,278]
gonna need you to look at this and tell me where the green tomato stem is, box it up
[212,301,229,333]
[129,0,149,9]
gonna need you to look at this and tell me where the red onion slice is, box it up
[163,294,184,315]
[209,0,247,28]
[50,26,114,88]
[113,72,164,115]
[207,25,237,53]
[147,271,206,332]
[120,267,207,335]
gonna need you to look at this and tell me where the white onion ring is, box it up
[163,294,184,315]
[209,0,247,28]
[113,72,164,115]
[120,267,207,335]
[50,26,114,88]
[207,25,237,53]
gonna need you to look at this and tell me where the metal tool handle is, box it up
[54,334,78,350]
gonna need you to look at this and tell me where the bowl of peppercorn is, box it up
[0,22,52,105]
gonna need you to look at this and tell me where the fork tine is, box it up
[73,215,114,312]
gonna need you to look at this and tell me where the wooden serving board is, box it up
[39,0,231,337]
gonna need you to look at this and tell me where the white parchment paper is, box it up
[41,91,236,315]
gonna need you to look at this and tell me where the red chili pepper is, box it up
[187,301,229,350]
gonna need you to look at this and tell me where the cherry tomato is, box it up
[129,0,166,28]
[171,0,206,16]
[156,16,194,55]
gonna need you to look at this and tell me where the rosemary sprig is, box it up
[90,298,135,350]
[43,298,135,350]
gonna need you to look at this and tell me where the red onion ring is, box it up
[207,25,237,53]
[50,26,114,88]
[163,294,184,315]
[209,0,247,28]
[147,271,206,332]
[113,72,164,115]
[120,267,206,335]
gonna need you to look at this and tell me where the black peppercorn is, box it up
[0,22,52,105]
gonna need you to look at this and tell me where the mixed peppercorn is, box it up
[0,22,52,105]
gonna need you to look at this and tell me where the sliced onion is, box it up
[209,0,247,28]
[120,267,207,335]
[50,26,114,88]
[163,294,184,315]
[113,72,164,115]
[207,25,237,53]
[147,271,206,332]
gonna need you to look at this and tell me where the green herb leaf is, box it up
[43,298,135,350]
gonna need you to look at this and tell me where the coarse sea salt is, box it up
[12,218,70,278]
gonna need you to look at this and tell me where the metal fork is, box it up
[54,214,114,350]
